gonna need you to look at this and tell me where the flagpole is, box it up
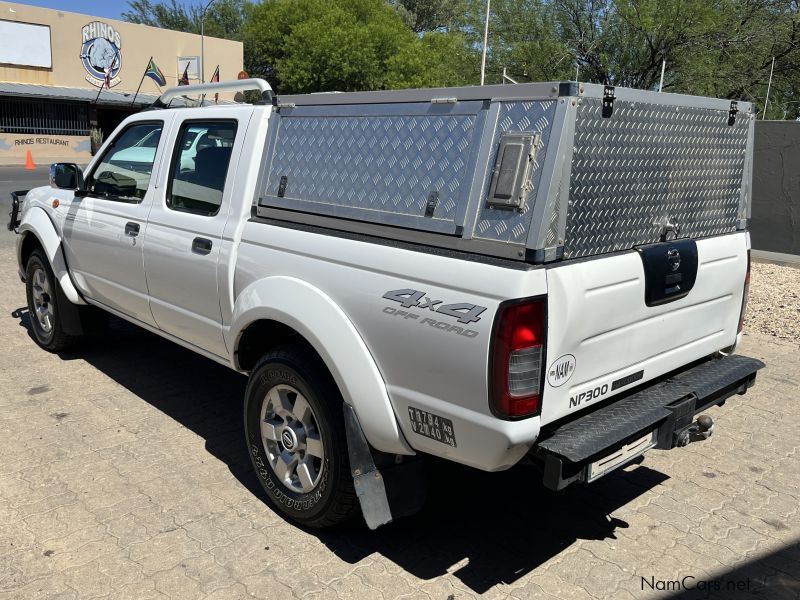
[131,56,152,107]
[94,80,104,104]
[762,56,775,119]
[480,0,490,85]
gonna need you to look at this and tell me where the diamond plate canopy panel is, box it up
[544,175,562,247]
[473,101,557,244]
[564,99,750,259]
[264,114,477,225]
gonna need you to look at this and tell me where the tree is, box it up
[466,0,575,83]
[386,31,479,88]
[389,0,469,32]
[242,0,477,94]
[465,0,800,117]
[123,0,195,31]
[123,0,248,39]
[673,0,800,115]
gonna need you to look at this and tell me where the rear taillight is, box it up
[738,250,751,333]
[490,298,546,419]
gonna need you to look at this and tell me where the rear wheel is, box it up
[244,344,358,528]
[25,249,77,352]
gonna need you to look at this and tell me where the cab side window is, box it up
[167,121,237,216]
[86,122,163,201]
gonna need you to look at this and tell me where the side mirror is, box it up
[50,163,84,191]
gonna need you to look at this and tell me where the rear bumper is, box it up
[534,354,764,490]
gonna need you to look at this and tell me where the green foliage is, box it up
[122,0,248,39]
[242,0,475,94]
[124,0,800,117]
[123,0,195,31]
[469,0,800,116]
[386,31,479,88]
[388,0,469,32]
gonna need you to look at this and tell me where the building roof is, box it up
[0,82,159,107]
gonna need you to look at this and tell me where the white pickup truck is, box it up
[8,79,763,529]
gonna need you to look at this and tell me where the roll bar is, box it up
[152,78,276,107]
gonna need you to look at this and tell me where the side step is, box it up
[536,354,764,490]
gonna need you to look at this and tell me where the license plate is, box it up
[407,407,457,448]
[587,430,656,482]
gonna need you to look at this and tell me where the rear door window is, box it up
[166,121,237,216]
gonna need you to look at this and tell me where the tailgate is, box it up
[537,88,754,426]
[541,232,747,425]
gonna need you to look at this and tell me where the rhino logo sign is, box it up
[80,22,122,88]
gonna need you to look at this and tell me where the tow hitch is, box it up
[656,395,715,449]
[676,414,714,447]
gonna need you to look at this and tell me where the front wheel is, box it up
[244,344,358,528]
[24,249,77,352]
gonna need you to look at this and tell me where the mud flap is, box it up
[54,276,84,336]
[343,403,426,530]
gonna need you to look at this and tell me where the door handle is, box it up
[125,222,140,237]
[192,237,213,255]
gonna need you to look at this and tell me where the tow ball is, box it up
[675,414,714,447]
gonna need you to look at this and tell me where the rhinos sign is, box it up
[80,22,122,88]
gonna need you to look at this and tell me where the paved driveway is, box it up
[0,176,798,599]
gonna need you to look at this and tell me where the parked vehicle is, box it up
[8,79,764,529]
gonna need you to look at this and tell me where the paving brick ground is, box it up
[0,222,798,599]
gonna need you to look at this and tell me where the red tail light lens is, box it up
[490,298,546,419]
[738,250,751,333]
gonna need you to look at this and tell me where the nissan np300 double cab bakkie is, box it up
[9,78,763,529]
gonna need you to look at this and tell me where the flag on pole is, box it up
[144,58,167,87]
[211,65,220,103]
[95,53,117,103]
[178,61,190,86]
[103,54,118,90]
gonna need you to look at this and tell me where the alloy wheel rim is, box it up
[260,384,325,493]
[30,267,54,334]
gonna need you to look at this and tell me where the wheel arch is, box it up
[17,207,86,305]
[229,276,413,456]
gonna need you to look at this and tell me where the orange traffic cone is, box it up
[25,150,37,170]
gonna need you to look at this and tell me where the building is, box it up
[0,1,243,165]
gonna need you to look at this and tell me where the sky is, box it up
[11,0,161,20]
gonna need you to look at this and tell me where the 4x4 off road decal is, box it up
[381,288,486,338]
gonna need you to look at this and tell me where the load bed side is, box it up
[240,81,757,454]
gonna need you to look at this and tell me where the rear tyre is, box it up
[24,249,78,352]
[244,344,358,528]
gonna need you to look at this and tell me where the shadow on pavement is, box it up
[664,538,800,599]
[13,309,669,594]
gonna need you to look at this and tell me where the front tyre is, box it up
[24,249,77,352]
[244,345,358,528]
